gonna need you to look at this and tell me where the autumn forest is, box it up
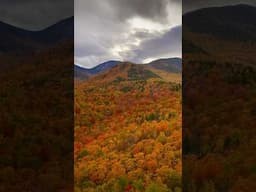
[74,63,182,192]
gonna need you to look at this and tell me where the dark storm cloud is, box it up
[0,0,73,30]
[129,26,182,62]
[183,0,256,13]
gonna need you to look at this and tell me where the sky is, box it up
[1,0,255,68]
[75,0,182,68]
[0,0,73,30]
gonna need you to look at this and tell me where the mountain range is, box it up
[183,4,256,62]
[74,58,182,80]
[0,16,74,53]
[183,4,256,41]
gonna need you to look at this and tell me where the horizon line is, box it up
[0,16,74,32]
[75,56,182,69]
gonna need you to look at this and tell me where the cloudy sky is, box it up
[1,0,256,68]
[0,0,73,30]
[75,0,182,68]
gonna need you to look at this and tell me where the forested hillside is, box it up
[183,5,256,192]
[0,41,74,191]
[74,63,182,191]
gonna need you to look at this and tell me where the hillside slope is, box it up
[75,61,182,191]
[183,4,256,192]
[0,17,74,53]
[74,65,91,80]
[0,41,74,191]
[183,4,256,41]
[75,58,182,82]
[147,58,182,73]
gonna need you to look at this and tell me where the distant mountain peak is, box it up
[0,16,74,53]
[75,57,182,80]
[147,58,182,73]
[183,4,256,41]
